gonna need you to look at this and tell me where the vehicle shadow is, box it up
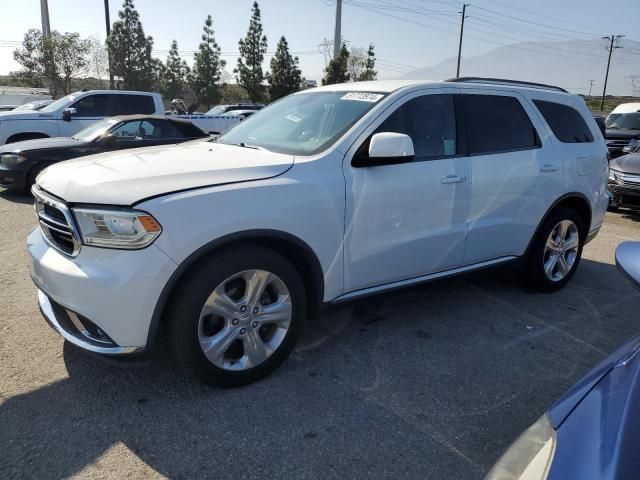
[620,209,640,222]
[0,187,32,205]
[1,258,639,479]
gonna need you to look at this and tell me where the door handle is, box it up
[540,164,559,172]
[440,175,467,184]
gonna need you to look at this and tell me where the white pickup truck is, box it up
[0,90,164,145]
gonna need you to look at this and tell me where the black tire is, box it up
[520,207,585,292]
[166,245,306,387]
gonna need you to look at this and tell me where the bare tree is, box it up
[87,35,109,88]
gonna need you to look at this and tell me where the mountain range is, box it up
[401,39,640,96]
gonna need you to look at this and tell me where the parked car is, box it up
[11,99,54,112]
[606,102,640,128]
[0,105,18,112]
[0,115,208,192]
[205,103,264,115]
[609,152,640,210]
[27,78,608,386]
[605,112,640,158]
[485,241,640,480]
[0,90,164,145]
[172,103,265,134]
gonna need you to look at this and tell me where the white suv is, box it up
[27,79,609,386]
[0,90,164,145]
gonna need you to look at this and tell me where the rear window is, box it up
[533,100,594,143]
[463,94,538,155]
[113,95,156,115]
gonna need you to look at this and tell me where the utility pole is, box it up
[333,0,342,60]
[40,0,51,38]
[104,0,114,89]
[588,79,595,97]
[456,4,469,78]
[600,35,624,111]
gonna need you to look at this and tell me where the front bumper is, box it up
[27,226,177,353]
[0,164,26,190]
[37,289,142,354]
[608,179,640,210]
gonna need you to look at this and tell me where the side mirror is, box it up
[616,242,640,291]
[353,132,415,168]
[101,133,117,145]
[62,107,77,122]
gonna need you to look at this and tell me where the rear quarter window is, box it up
[533,100,594,143]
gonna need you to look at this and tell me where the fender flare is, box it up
[145,229,325,349]
[522,192,592,258]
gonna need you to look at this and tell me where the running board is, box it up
[332,256,518,303]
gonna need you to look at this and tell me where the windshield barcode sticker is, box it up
[341,92,384,102]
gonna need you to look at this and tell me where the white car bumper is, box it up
[27,226,177,354]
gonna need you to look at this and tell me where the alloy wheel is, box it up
[197,269,292,371]
[543,220,580,282]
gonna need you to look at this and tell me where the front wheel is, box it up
[167,246,306,387]
[520,208,585,292]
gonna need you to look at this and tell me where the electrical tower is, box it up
[588,80,595,97]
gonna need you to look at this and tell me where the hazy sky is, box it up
[0,0,638,83]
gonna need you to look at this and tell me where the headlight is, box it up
[73,208,162,249]
[623,139,639,153]
[609,169,617,181]
[484,414,556,480]
[0,153,26,168]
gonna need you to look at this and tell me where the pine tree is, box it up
[160,40,190,100]
[267,36,302,101]
[190,15,225,109]
[322,43,350,85]
[360,44,377,81]
[235,1,268,102]
[107,0,158,90]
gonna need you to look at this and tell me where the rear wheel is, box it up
[521,207,585,292]
[167,246,306,387]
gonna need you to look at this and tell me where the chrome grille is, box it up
[32,186,81,256]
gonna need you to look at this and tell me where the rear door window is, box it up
[533,100,594,143]
[112,95,156,115]
[375,94,458,159]
[463,94,539,154]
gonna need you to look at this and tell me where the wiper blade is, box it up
[233,142,267,151]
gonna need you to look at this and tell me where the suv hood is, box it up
[37,141,294,205]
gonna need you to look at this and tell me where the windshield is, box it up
[40,93,79,113]
[217,91,386,155]
[206,106,226,115]
[608,113,640,130]
[72,118,119,141]
[606,113,621,128]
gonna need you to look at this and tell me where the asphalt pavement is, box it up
[1,186,640,479]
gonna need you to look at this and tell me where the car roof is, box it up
[70,90,158,96]
[610,103,640,114]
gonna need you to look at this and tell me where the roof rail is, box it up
[445,77,568,93]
